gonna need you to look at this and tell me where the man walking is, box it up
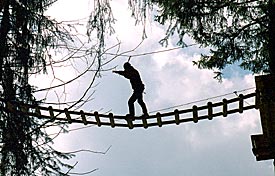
[113,62,148,118]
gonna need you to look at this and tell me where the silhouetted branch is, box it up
[63,145,112,155]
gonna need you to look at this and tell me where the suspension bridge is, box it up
[2,74,275,163]
[1,91,258,129]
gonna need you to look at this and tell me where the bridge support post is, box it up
[251,74,275,161]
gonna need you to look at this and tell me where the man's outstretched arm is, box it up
[113,70,124,75]
[113,70,133,79]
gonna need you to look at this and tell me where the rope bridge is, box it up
[1,92,258,129]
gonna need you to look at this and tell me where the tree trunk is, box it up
[268,0,275,73]
[0,0,10,81]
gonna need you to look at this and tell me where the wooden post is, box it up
[126,117,134,129]
[192,105,198,123]
[64,108,72,124]
[35,106,41,116]
[251,134,273,161]
[252,74,275,160]
[48,106,55,121]
[222,99,228,117]
[80,110,87,125]
[94,111,101,127]
[109,113,115,128]
[142,118,148,129]
[174,109,180,125]
[156,112,162,127]
[207,102,213,120]
[255,75,275,142]
[255,89,260,109]
[239,94,244,113]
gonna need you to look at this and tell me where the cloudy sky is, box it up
[31,0,274,175]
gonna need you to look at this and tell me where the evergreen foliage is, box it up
[88,0,274,76]
[150,0,273,75]
[0,0,74,175]
[87,0,115,74]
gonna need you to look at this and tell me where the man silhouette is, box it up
[113,62,148,118]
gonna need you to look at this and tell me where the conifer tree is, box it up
[151,0,272,76]
[0,0,74,175]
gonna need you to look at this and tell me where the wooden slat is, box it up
[64,108,72,124]
[207,102,213,120]
[35,106,41,116]
[80,110,87,125]
[142,118,148,129]
[94,111,101,127]
[222,99,228,117]
[126,118,134,129]
[48,106,55,121]
[109,113,115,128]
[174,109,180,125]
[192,105,198,123]
[156,112,162,127]
[239,94,244,113]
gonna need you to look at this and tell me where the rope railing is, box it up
[0,92,258,129]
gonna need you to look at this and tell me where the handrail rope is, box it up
[37,87,255,114]
[149,87,256,113]
[0,91,258,129]
[104,43,198,58]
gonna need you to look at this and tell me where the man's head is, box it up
[124,62,132,70]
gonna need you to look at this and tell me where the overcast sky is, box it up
[31,0,274,175]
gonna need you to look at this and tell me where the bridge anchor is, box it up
[251,74,275,161]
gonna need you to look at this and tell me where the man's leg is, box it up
[137,93,148,115]
[128,92,137,116]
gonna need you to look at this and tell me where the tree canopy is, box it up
[152,0,272,76]
[89,0,273,77]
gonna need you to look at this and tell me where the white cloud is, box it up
[37,1,275,176]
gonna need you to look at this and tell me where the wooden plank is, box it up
[207,102,213,120]
[251,134,275,161]
[192,105,198,123]
[142,118,148,129]
[35,106,41,116]
[126,118,134,129]
[80,110,87,125]
[109,113,115,128]
[255,75,275,141]
[64,108,72,124]
[174,109,180,125]
[94,111,101,127]
[156,112,162,127]
[222,99,228,117]
[48,106,55,121]
[238,94,244,113]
